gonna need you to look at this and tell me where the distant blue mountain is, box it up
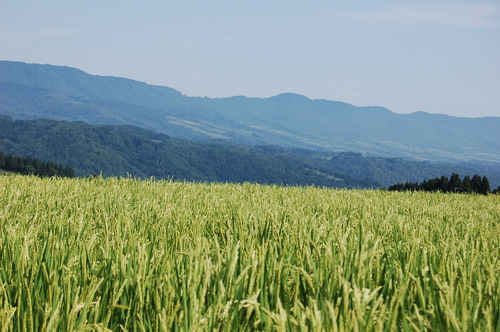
[1,60,499,163]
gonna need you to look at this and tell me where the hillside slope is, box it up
[2,115,499,188]
[1,60,499,162]
[0,115,378,188]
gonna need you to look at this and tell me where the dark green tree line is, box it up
[0,151,75,178]
[388,173,493,195]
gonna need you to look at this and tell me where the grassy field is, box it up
[0,175,499,331]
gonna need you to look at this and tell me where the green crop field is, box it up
[0,175,499,331]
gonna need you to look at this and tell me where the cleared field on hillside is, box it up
[0,175,499,331]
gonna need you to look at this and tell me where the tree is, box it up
[388,182,404,191]
[462,175,472,193]
[471,175,483,193]
[439,175,449,192]
[448,173,462,193]
[480,176,491,195]
[4,155,20,171]
[426,177,441,192]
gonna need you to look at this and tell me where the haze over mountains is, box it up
[1,60,499,164]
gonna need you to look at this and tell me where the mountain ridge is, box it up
[1,60,499,163]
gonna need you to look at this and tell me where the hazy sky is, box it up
[1,1,499,118]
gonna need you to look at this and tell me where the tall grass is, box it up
[0,175,499,331]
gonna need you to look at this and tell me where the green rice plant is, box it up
[0,174,499,331]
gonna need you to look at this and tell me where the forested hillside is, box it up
[2,115,499,188]
[0,115,376,188]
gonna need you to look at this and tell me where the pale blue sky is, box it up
[1,1,499,117]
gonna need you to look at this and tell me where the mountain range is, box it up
[1,60,499,163]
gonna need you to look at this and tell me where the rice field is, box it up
[0,174,499,331]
